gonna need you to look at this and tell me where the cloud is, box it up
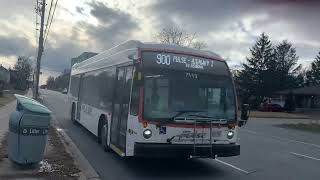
[76,7,85,14]
[80,1,139,49]
[144,0,262,34]
[38,1,140,72]
[141,0,266,63]
[0,35,34,57]
[145,0,320,36]
[41,41,85,71]
[0,0,137,73]
[0,24,87,72]
[0,0,33,20]
[1,0,320,75]
[0,34,85,72]
[143,0,320,64]
[40,26,94,72]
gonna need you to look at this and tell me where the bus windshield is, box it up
[143,70,236,121]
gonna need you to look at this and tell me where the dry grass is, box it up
[248,111,309,119]
[0,133,8,162]
[0,128,80,179]
[41,126,81,178]
[276,123,320,133]
[0,94,15,108]
[0,89,27,108]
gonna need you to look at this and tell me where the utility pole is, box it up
[34,0,46,99]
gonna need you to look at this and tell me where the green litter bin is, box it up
[8,94,52,165]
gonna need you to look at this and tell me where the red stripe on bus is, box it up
[138,87,144,122]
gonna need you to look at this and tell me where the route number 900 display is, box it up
[156,54,171,65]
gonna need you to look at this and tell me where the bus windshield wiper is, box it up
[188,114,227,122]
[187,114,213,119]
[171,110,205,120]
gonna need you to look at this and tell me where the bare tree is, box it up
[155,25,208,50]
[192,40,207,50]
[13,56,32,90]
[155,25,196,47]
[46,76,55,90]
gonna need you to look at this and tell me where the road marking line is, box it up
[271,136,320,149]
[110,144,125,157]
[242,129,320,149]
[241,129,258,134]
[290,152,320,161]
[215,159,250,174]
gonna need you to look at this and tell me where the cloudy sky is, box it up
[0,0,320,84]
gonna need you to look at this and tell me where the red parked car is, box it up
[259,103,283,112]
[267,104,283,112]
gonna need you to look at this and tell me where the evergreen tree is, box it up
[274,40,300,90]
[294,73,305,88]
[306,51,320,85]
[237,33,275,107]
[13,56,32,90]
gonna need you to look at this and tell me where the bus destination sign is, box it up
[142,51,228,75]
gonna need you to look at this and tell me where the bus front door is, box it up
[111,66,133,154]
[76,74,83,121]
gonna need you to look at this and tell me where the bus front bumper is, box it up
[134,143,240,158]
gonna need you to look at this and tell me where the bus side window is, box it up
[130,75,140,116]
[70,75,80,97]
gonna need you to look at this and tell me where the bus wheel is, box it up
[71,103,76,124]
[100,119,111,151]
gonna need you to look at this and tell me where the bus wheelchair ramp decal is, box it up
[159,126,166,134]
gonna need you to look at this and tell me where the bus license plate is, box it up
[212,130,222,137]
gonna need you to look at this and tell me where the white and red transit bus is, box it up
[68,40,248,158]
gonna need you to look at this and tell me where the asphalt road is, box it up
[40,89,320,180]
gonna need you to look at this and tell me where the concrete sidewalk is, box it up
[0,93,81,179]
[0,101,15,143]
[0,90,32,142]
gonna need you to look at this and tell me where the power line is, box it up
[35,0,39,56]
[44,0,54,37]
[43,0,55,45]
[44,0,59,46]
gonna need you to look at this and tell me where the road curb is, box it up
[51,116,101,180]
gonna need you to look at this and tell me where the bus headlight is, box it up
[143,129,152,139]
[227,131,234,139]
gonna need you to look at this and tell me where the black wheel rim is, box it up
[101,124,107,148]
[71,107,75,122]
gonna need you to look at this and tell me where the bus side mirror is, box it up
[128,54,139,64]
[239,104,249,127]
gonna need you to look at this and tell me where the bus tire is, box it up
[99,117,111,151]
[71,103,76,124]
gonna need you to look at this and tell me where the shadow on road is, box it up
[71,121,226,179]
[122,158,224,178]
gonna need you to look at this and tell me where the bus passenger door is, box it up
[76,74,83,121]
[111,66,133,153]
